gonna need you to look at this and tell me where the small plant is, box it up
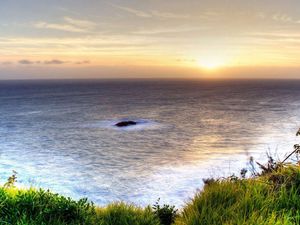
[296,128,300,136]
[256,153,281,175]
[228,174,239,182]
[203,178,217,185]
[246,128,300,178]
[240,168,247,178]
[248,156,258,176]
[152,198,177,225]
[4,170,17,188]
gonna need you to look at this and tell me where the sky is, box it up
[0,0,300,79]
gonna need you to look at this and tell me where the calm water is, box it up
[0,79,300,206]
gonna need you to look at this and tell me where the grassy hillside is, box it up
[175,129,300,225]
[1,164,300,224]
[176,164,300,225]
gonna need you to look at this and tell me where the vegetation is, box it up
[175,128,300,225]
[176,165,300,225]
[0,188,95,224]
[4,163,300,225]
[152,198,178,225]
[0,129,300,224]
[4,165,300,225]
[0,186,163,225]
[96,203,160,225]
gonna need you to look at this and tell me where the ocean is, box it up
[0,79,300,206]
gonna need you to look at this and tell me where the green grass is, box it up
[0,188,159,225]
[0,188,95,224]
[176,165,300,225]
[2,165,300,224]
[96,203,160,225]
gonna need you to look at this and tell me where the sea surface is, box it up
[0,79,300,206]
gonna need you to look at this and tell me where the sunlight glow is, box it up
[196,56,227,70]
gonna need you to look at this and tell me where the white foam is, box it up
[16,111,42,116]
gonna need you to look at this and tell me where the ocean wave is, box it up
[16,111,42,116]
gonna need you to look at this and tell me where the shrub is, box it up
[152,198,178,225]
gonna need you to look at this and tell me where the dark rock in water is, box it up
[115,121,137,127]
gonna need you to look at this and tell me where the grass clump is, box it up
[96,202,160,225]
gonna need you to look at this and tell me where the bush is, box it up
[152,198,178,225]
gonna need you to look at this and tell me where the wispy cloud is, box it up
[151,10,190,19]
[272,13,300,24]
[111,3,189,19]
[272,13,292,23]
[246,32,300,45]
[64,17,97,29]
[34,22,86,33]
[133,26,205,35]
[57,7,82,17]
[34,17,97,33]
[0,36,156,56]
[111,4,152,18]
[248,32,300,39]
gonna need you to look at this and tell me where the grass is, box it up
[175,130,300,224]
[0,187,160,225]
[0,188,95,225]
[176,164,300,225]
[96,203,160,225]
[2,164,300,224]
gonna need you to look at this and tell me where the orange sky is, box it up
[0,0,300,79]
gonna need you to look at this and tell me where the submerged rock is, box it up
[115,121,137,127]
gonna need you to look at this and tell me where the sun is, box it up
[195,53,231,70]
[196,57,225,70]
